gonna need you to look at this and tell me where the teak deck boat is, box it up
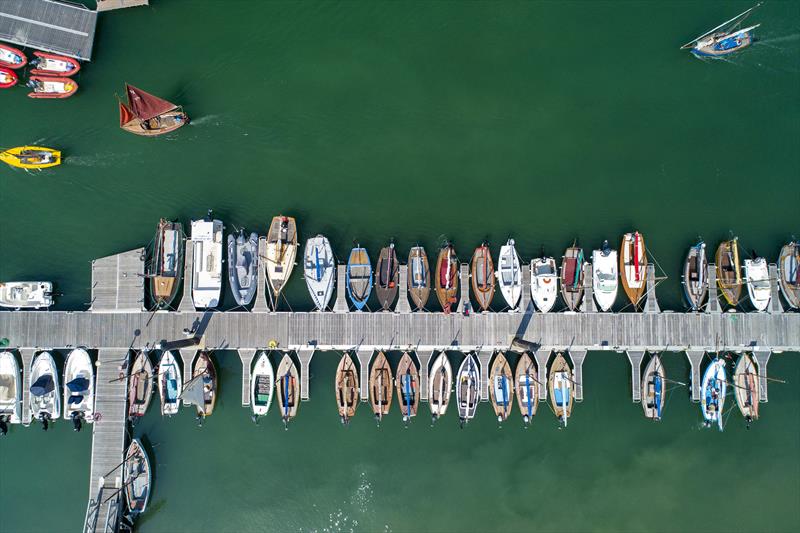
[515,353,538,426]
[435,243,459,313]
[620,231,647,307]
[548,353,573,427]
[335,353,359,425]
[369,351,392,424]
[407,246,430,310]
[375,243,399,310]
[395,352,419,426]
[265,216,298,299]
[641,355,665,421]
[560,245,584,312]
[128,351,153,422]
[471,244,495,311]
[489,352,513,424]
[190,352,217,418]
[716,238,742,307]
[149,219,183,309]
[347,246,372,310]
[251,352,274,418]
[428,352,452,424]
[682,241,708,311]
[778,241,800,309]
[119,84,189,136]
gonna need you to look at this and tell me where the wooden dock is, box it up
[96,0,149,12]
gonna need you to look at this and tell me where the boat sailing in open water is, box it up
[681,3,762,58]
[119,84,189,136]
[375,243,399,310]
[227,230,258,307]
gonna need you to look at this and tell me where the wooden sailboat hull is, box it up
[128,351,153,419]
[456,354,480,423]
[548,353,573,422]
[734,353,760,422]
[335,354,359,421]
[778,242,800,309]
[407,247,430,310]
[121,109,188,136]
[123,439,151,516]
[641,355,665,420]
[716,239,742,306]
[620,232,647,307]
[560,247,584,311]
[375,245,399,310]
[266,216,298,297]
[369,352,393,419]
[496,240,522,310]
[276,354,300,424]
[471,245,495,311]
[428,352,452,419]
[395,353,419,422]
[682,242,708,311]
[435,245,459,312]
[489,352,513,421]
[149,219,184,309]
[515,353,538,422]
[347,247,372,310]
[193,352,217,417]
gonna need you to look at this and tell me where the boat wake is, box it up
[757,33,800,46]
[65,154,124,168]
[189,114,224,127]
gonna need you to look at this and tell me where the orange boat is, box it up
[119,84,189,137]
[0,43,26,69]
[26,76,78,99]
[0,67,17,89]
[29,51,80,77]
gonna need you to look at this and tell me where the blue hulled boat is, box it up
[681,3,761,58]
[346,246,372,310]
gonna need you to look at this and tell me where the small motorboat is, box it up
[191,213,223,309]
[250,352,274,420]
[701,357,727,431]
[123,439,151,517]
[455,353,479,428]
[29,51,81,77]
[395,352,419,426]
[265,215,298,299]
[158,351,182,416]
[369,351,392,425]
[63,348,94,431]
[127,351,153,423]
[548,353,573,427]
[30,351,60,430]
[276,354,299,429]
[428,352,452,425]
[682,241,708,311]
[620,231,647,307]
[304,235,335,311]
[407,246,430,310]
[496,239,522,310]
[119,83,189,137]
[227,230,259,307]
[187,352,217,419]
[733,353,760,427]
[515,353,538,427]
[716,237,742,307]
[346,246,372,310]
[0,351,22,431]
[375,243,399,310]
[148,219,183,310]
[27,76,78,98]
[681,3,761,58]
[531,256,558,313]
[778,241,800,309]
[0,67,17,88]
[744,256,771,311]
[560,245,585,312]
[489,352,513,425]
[641,355,665,421]
[592,241,618,312]
[335,353,359,425]
[471,243,495,312]
[0,281,53,309]
[0,146,61,170]
[435,243,459,313]
[0,43,26,69]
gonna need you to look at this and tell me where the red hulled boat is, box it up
[119,84,189,137]
[0,67,17,89]
[29,51,80,77]
[26,76,78,98]
[0,43,26,69]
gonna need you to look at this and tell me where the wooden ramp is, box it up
[90,249,145,312]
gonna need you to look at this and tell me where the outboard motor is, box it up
[72,412,83,432]
[0,415,8,436]
[251,414,259,425]
[40,413,49,432]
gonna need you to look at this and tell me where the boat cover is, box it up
[31,375,54,396]
[564,258,577,286]
[67,377,89,392]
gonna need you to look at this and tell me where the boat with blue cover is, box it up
[346,246,372,310]
[641,354,665,421]
[227,229,258,307]
[701,357,727,431]
[515,353,538,427]
[548,353,573,427]
[489,352,513,425]
[681,3,761,58]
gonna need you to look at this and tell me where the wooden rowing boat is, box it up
[428,352,452,424]
[716,238,742,307]
[375,243,399,310]
[682,241,708,311]
[733,353,760,425]
[620,232,647,307]
[471,243,495,311]
[407,246,430,310]
[123,439,151,517]
[641,354,665,421]
[335,353,359,425]
[127,351,153,422]
[192,352,217,418]
[119,84,189,136]
[701,357,727,431]
[266,215,298,298]
[435,243,459,312]
[276,354,299,428]
[560,245,584,312]
[515,353,538,426]
[778,241,800,309]
[347,246,372,310]
[148,218,183,309]
[369,351,392,424]
[489,352,513,424]
[158,351,181,416]
[395,352,419,425]
[548,353,573,427]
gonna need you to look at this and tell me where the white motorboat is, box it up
[158,351,182,416]
[30,351,60,429]
[531,256,558,313]
[250,352,274,419]
[191,213,223,309]
[303,235,335,311]
[63,348,95,430]
[0,281,53,309]
[496,239,522,310]
[592,240,618,312]
[428,352,452,424]
[227,230,258,307]
[744,257,771,311]
[455,353,479,427]
[0,351,21,429]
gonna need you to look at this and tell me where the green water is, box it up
[1,1,799,531]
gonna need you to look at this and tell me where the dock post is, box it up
[581,263,596,312]
[752,350,772,402]
[19,348,36,425]
[178,349,196,393]
[685,350,705,402]
[768,264,783,314]
[458,264,471,314]
[177,240,195,312]
[296,347,315,401]
[396,265,411,313]
[533,347,552,400]
[626,350,645,402]
[644,265,660,313]
[476,348,494,401]
[416,350,435,401]
[354,348,373,401]
[569,350,587,401]
[705,264,721,313]
[253,237,270,312]
[519,263,532,313]
[333,265,349,313]
[238,349,257,407]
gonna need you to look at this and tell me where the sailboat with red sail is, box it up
[118,84,189,137]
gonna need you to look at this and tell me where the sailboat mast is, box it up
[680,2,763,49]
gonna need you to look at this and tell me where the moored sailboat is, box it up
[158,351,182,416]
[407,246,430,310]
[548,353,573,427]
[471,243,495,311]
[701,357,727,431]
[375,243,399,310]
[531,256,558,313]
[489,352,513,425]
[128,351,153,423]
[435,243,459,313]
[395,353,419,426]
[191,213,223,309]
[733,353,760,427]
[335,353,359,425]
[560,244,584,312]
[681,3,762,58]
[620,231,647,307]
[515,353,538,427]
[250,352,274,420]
[744,256,771,311]
[716,238,742,307]
[592,241,618,312]
[188,352,217,419]
[682,241,708,311]
[149,219,183,309]
[119,84,189,136]
[227,230,259,307]
[369,351,392,425]
[63,348,94,431]
[265,216,298,300]
[304,235,335,311]
[276,354,299,429]
[123,439,151,518]
[641,355,665,421]
[346,246,372,310]
[496,239,522,310]
[428,352,452,425]
[456,353,479,428]
[778,241,800,309]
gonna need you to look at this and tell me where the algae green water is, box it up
[1,1,799,531]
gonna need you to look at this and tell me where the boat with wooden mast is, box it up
[276,354,299,429]
[496,239,522,310]
[190,352,217,419]
[548,353,573,427]
[716,237,742,307]
[733,353,760,427]
[119,84,189,136]
[620,231,647,307]
[334,353,358,425]
[127,351,153,424]
[304,235,335,311]
[471,243,495,311]
[515,353,538,427]
[265,215,298,300]
[641,354,665,421]
[123,439,151,518]
[455,353,479,428]
[375,243,399,310]
[148,218,183,309]
[369,351,392,425]
[435,243,459,313]
[560,244,584,312]
[682,240,708,311]
[778,240,800,309]
[407,246,430,310]
[428,352,452,425]
[250,352,274,421]
[681,3,762,58]
[158,351,181,416]
[489,352,513,425]
[395,352,419,426]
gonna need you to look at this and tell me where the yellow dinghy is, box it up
[0,146,61,169]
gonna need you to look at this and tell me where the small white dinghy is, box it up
[158,351,182,416]
[0,351,21,432]
[744,257,771,311]
[428,352,452,425]
[63,348,95,431]
[30,351,60,430]
[250,352,274,420]
[455,353,480,428]
[304,235,335,311]
[0,281,53,309]
[496,239,522,310]
[124,439,151,517]
[592,240,618,312]
[531,256,558,313]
